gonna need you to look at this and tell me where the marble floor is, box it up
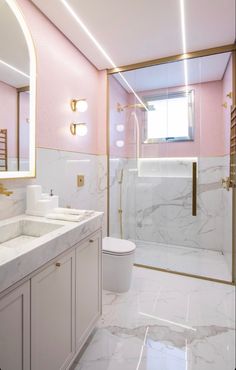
[73,267,235,370]
[134,241,232,282]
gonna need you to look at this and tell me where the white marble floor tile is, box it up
[74,267,235,370]
[134,241,232,281]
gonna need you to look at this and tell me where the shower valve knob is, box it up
[221,177,232,191]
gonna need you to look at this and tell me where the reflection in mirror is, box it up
[18,87,30,171]
[0,0,35,177]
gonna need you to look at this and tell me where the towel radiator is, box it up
[0,129,8,171]
[230,105,236,188]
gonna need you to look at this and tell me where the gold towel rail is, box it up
[0,129,8,171]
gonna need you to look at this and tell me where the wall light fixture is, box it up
[71,99,88,112]
[70,122,88,136]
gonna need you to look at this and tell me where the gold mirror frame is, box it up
[0,0,36,179]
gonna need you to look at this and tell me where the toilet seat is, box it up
[103,237,136,256]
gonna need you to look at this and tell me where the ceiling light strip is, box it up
[180,0,189,88]
[60,0,148,110]
[0,58,30,78]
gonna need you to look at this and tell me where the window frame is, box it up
[142,89,195,144]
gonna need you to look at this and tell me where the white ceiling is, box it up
[31,0,235,70]
[114,52,231,92]
[0,0,29,87]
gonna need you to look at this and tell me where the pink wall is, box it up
[111,80,225,158]
[139,81,224,157]
[109,75,129,157]
[19,91,29,160]
[17,0,107,155]
[0,80,17,158]
[222,56,232,155]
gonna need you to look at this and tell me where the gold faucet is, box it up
[0,183,13,196]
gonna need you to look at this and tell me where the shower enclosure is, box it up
[108,47,236,283]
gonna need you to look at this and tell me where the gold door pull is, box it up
[192,162,197,216]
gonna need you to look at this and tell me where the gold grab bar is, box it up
[192,162,197,216]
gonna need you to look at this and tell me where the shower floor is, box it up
[134,240,232,282]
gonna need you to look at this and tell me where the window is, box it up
[143,90,194,143]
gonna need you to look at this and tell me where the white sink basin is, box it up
[0,219,62,248]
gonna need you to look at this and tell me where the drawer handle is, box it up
[89,239,94,243]
[55,262,61,267]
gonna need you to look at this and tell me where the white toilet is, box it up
[102,237,136,293]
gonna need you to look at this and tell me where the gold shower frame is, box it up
[106,43,236,286]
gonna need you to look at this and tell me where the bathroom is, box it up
[0,0,235,369]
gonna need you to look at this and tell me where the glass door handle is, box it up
[192,162,197,216]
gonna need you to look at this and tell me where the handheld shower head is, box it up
[117,168,124,184]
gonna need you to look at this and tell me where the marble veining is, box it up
[73,267,235,370]
[109,156,232,273]
[37,148,107,235]
[103,323,233,348]
[0,212,103,294]
[0,148,107,235]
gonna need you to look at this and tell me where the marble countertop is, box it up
[0,212,103,295]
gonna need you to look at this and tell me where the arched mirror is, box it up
[0,0,36,178]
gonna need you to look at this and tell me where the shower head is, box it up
[117,102,155,112]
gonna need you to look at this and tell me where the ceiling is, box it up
[31,0,235,70]
[0,0,29,88]
[113,52,231,93]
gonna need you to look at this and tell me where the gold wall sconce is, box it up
[70,98,88,136]
[71,99,88,112]
[70,122,88,136]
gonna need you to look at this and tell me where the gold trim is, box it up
[106,71,110,235]
[17,86,29,93]
[108,44,236,74]
[17,90,20,171]
[106,45,236,284]
[232,50,236,284]
[134,264,235,286]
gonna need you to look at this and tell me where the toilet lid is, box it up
[103,237,136,255]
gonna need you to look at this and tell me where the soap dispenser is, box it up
[50,189,59,209]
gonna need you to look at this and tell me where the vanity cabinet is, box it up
[31,250,75,370]
[0,229,102,370]
[76,232,102,350]
[0,281,30,370]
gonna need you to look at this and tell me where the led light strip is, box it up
[180,0,189,88]
[3,0,36,179]
[0,58,30,78]
[60,0,148,111]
